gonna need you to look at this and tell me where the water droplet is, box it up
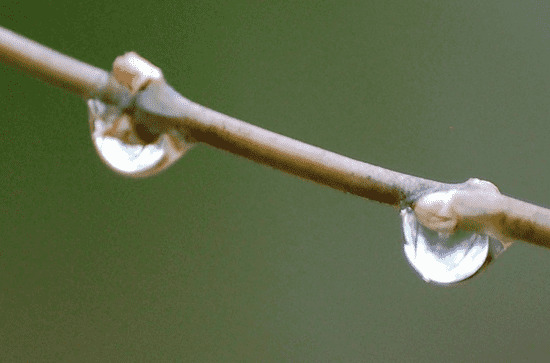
[400,207,506,285]
[88,99,192,177]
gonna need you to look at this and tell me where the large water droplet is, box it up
[400,207,506,285]
[88,99,192,177]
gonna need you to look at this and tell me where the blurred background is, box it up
[2,1,550,361]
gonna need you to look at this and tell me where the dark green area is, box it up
[2,1,550,361]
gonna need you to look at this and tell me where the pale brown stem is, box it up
[0,26,129,105]
[497,196,550,248]
[2,26,550,248]
[135,82,445,206]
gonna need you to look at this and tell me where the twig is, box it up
[1,26,550,248]
[135,81,445,204]
[0,27,130,105]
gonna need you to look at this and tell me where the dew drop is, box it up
[400,207,506,285]
[87,99,192,177]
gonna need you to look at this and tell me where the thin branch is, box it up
[2,26,550,248]
[498,196,550,248]
[0,26,130,105]
[135,82,445,205]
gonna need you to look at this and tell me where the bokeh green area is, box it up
[2,1,550,361]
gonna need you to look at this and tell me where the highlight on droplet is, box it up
[400,206,506,285]
[87,99,192,177]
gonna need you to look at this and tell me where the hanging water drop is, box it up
[400,206,507,285]
[88,99,192,177]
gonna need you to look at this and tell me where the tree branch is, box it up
[0,26,130,105]
[2,26,550,248]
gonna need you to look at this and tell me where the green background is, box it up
[2,1,550,361]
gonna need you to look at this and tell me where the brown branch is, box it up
[2,25,550,248]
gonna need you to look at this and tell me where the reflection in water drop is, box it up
[400,207,506,285]
[88,99,192,177]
